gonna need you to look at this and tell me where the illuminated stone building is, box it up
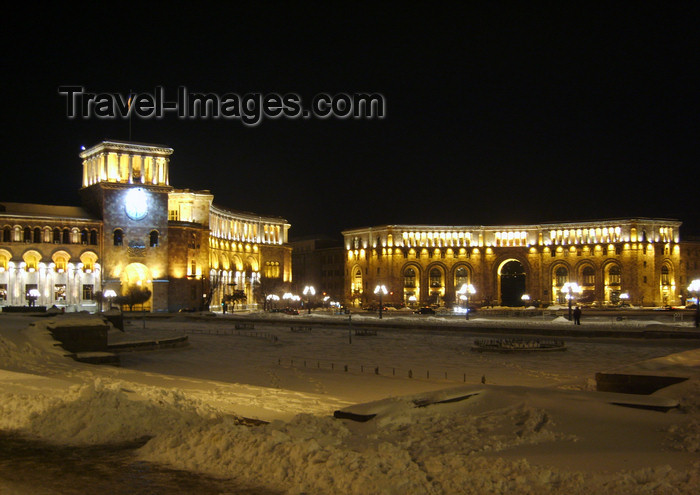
[0,204,102,311]
[0,140,291,312]
[343,219,692,308]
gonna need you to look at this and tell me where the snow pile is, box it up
[136,388,700,494]
[2,314,700,494]
[0,377,242,445]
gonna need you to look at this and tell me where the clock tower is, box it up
[79,140,173,311]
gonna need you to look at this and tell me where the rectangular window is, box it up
[168,209,180,221]
[643,276,647,283]
[82,284,94,300]
[54,284,66,301]
[0,284,7,301]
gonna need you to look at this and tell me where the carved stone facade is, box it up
[1,140,291,312]
[343,220,694,308]
[0,205,102,311]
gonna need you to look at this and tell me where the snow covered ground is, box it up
[1,312,699,494]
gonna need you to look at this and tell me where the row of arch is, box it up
[0,249,99,272]
[350,257,678,306]
[3,225,99,246]
[209,251,259,272]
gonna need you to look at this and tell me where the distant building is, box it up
[0,140,291,312]
[343,220,696,308]
[290,236,345,305]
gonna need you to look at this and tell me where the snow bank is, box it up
[2,315,700,494]
[0,378,230,445]
[137,386,700,494]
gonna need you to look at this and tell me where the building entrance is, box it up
[499,260,526,306]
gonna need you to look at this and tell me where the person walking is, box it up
[573,306,582,325]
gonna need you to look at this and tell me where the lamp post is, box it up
[458,283,476,320]
[303,285,315,314]
[266,294,279,311]
[688,279,700,328]
[561,282,582,321]
[521,294,530,306]
[27,288,40,307]
[104,289,117,311]
[619,292,629,307]
[374,284,388,319]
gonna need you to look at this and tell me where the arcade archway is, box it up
[498,259,527,306]
[120,262,153,311]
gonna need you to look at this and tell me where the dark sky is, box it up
[4,4,699,238]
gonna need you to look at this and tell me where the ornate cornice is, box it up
[79,140,173,159]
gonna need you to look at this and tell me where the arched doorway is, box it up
[499,259,526,306]
[120,263,153,311]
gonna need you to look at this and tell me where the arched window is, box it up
[555,267,568,287]
[62,228,71,244]
[352,268,363,293]
[80,252,97,273]
[661,266,670,285]
[430,268,442,288]
[89,230,98,245]
[33,228,42,243]
[113,229,124,247]
[81,229,88,244]
[582,266,595,286]
[53,228,61,243]
[0,251,9,271]
[455,266,469,288]
[52,251,70,273]
[404,267,416,287]
[24,227,31,242]
[23,251,40,271]
[149,230,159,247]
[4,227,12,242]
[608,265,621,285]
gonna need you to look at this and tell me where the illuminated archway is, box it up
[120,262,153,310]
[498,259,527,307]
[351,265,363,306]
[401,264,421,306]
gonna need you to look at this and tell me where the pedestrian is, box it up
[573,306,582,325]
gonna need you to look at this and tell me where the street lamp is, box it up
[458,283,476,320]
[266,294,279,311]
[561,282,582,321]
[521,294,530,306]
[303,285,315,314]
[688,279,700,328]
[374,284,388,319]
[104,289,117,311]
[27,288,41,307]
[620,292,630,307]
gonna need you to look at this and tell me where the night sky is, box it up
[4,5,699,239]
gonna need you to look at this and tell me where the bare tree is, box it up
[115,285,152,312]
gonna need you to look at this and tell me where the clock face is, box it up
[124,188,148,220]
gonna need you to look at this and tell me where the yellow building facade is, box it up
[343,220,689,308]
[1,140,291,312]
